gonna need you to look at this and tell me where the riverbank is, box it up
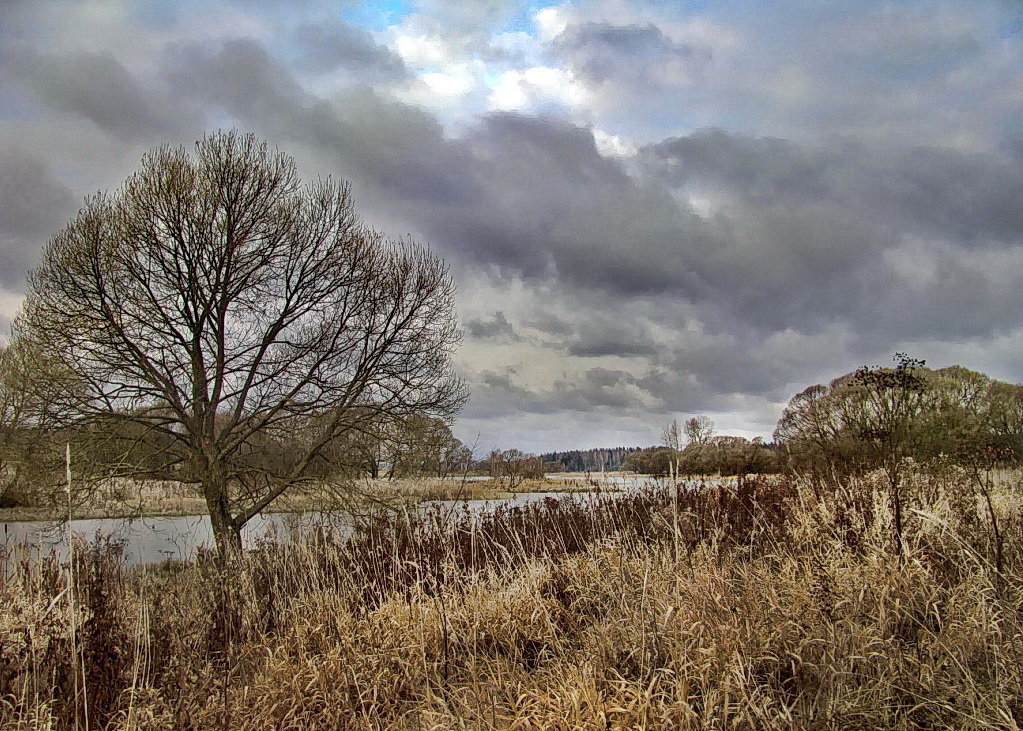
[0,473,620,523]
[2,468,1021,728]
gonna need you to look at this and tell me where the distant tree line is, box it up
[621,358,1023,483]
[623,437,781,477]
[539,447,642,473]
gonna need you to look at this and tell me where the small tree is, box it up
[380,414,465,478]
[662,418,683,480]
[17,131,467,556]
[0,339,76,506]
[488,449,541,488]
[684,415,714,446]
[0,343,34,504]
[850,353,927,551]
[622,446,673,476]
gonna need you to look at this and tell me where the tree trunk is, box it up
[203,471,242,558]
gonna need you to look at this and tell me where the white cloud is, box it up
[422,64,479,96]
[591,128,635,157]
[535,5,572,42]
[487,65,591,112]
[393,32,455,67]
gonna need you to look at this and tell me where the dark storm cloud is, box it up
[0,148,75,288]
[773,2,1017,145]
[466,311,518,339]
[661,338,788,399]
[565,319,659,357]
[552,367,648,409]
[434,113,714,296]
[642,129,1023,341]
[153,35,1023,360]
[160,38,486,221]
[5,47,189,140]
[644,130,838,206]
[567,341,658,358]
[468,366,649,417]
[873,148,1023,244]
[550,21,710,87]
[467,368,548,417]
[157,40,713,303]
[290,22,410,80]
[525,314,573,336]
[647,129,1023,244]
[163,38,309,129]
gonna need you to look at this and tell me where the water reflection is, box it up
[2,511,354,566]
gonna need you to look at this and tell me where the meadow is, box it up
[2,466,1021,729]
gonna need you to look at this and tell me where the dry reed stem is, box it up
[1,470,1022,728]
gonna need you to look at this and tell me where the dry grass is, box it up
[2,468,1022,729]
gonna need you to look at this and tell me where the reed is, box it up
[1,469,1021,729]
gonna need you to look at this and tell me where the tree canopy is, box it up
[15,131,468,554]
[775,358,1023,477]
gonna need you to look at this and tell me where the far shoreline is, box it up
[0,472,638,524]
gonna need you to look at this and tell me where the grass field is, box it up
[2,466,1021,728]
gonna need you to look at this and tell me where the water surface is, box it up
[1,488,609,567]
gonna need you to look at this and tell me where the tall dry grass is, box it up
[2,467,1022,729]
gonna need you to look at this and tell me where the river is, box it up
[1,485,648,567]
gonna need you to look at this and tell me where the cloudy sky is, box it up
[1,0,1022,453]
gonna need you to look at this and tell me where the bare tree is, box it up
[850,353,927,551]
[662,418,683,480]
[684,415,714,446]
[488,449,541,489]
[773,383,853,486]
[0,342,44,505]
[0,339,77,506]
[16,131,468,555]
[384,414,467,479]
